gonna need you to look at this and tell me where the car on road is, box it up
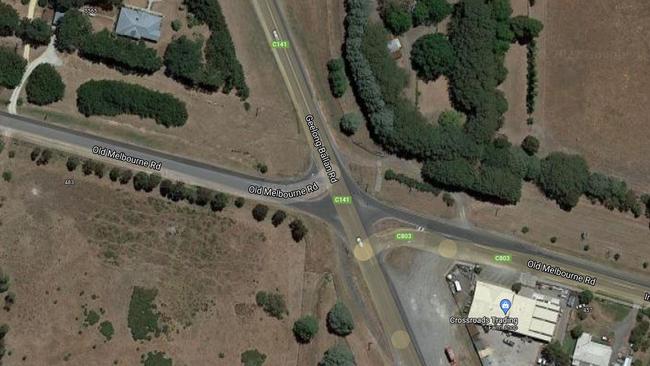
[272,29,280,41]
[444,346,457,364]
[356,237,363,246]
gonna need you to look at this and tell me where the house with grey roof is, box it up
[115,6,162,42]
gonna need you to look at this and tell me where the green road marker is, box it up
[333,195,352,205]
[395,232,413,241]
[272,41,289,49]
[494,254,512,263]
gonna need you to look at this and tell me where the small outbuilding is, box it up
[115,6,162,42]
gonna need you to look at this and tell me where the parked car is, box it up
[444,346,457,364]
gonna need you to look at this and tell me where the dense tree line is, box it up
[339,113,361,135]
[526,39,538,114]
[413,0,452,26]
[26,64,65,105]
[49,0,122,11]
[384,169,440,195]
[163,36,220,90]
[0,47,27,89]
[183,0,249,99]
[76,80,188,127]
[79,30,162,75]
[510,15,544,45]
[327,58,348,98]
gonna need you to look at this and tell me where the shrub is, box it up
[17,18,52,46]
[2,171,11,182]
[510,15,544,44]
[319,343,356,366]
[84,309,100,326]
[234,197,245,208]
[542,341,571,366]
[410,33,455,82]
[119,169,133,184]
[210,192,228,211]
[171,19,182,31]
[327,58,348,98]
[511,282,522,293]
[79,30,162,74]
[26,64,65,105]
[0,3,19,36]
[255,291,287,319]
[578,290,593,305]
[184,0,249,99]
[442,192,455,207]
[293,315,319,343]
[327,300,354,336]
[0,272,7,293]
[382,2,412,35]
[271,210,287,227]
[127,286,162,341]
[521,135,539,155]
[142,351,172,366]
[339,113,362,136]
[76,80,188,127]
[55,9,92,52]
[630,320,649,350]
[241,349,266,366]
[252,204,269,221]
[289,219,308,242]
[109,167,120,182]
[538,153,589,210]
[0,47,27,89]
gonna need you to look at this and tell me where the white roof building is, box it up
[468,281,560,342]
[572,333,613,366]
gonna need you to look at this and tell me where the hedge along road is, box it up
[0,110,328,203]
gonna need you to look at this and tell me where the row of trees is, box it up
[55,11,161,75]
[183,0,249,99]
[327,58,348,98]
[384,168,440,195]
[0,46,26,89]
[0,3,52,46]
[76,80,188,127]
[526,39,539,115]
[251,203,308,242]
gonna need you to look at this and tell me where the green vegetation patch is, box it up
[79,29,162,75]
[76,80,188,127]
[26,64,65,106]
[99,320,114,341]
[127,286,162,341]
[142,351,172,366]
[0,3,19,37]
[0,47,27,89]
[84,308,101,326]
[255,291,287,320]
[241,349,266,366]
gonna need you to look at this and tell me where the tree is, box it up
[327,300,354,336]
[133,172,149,191]
[578,290,593,305]
[241,349,266,366]
[0,3,19,36]
[54,9,92,52]
[382,2,412,36]
[0,324,8,338]
[293,315,319,343]
[0,272,9,293]
[410,33,455,82]
[521,135,539,156]
[570,324,583,339]
[0,47,27,89]
[26,64,65,105]
[340,113,362,136]
[289,219,308,242]
[252,204,269,221]
[234,197,245,208]
[542,341,570,366]
[163,36,209,88]
[319,343,356,366]
[1,171,11,182]
[171,19,182,31]
[412,0,452,26]
[210,192,228,212]
[66,156,80,171]
[119,169,133,184]
[327,58,348,98]
[159,179,172,197]
[511,282,522,294]
[271,210,287,227]
[256,291,287,319]
[538,152,589,210]
[510,16,544,44]
[17,18,52,46]
[109,167,120,181]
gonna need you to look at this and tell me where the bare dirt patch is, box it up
[18,0,309,178]
[0,139,379,365]
[538,0,650,191]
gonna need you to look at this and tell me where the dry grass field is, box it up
[0,138,384,365]
[537,0,650,191]
[15,0,310,178]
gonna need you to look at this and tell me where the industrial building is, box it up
[572,333,613,366]
[468,281,561,342]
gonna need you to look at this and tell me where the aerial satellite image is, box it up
[0,0,648,365]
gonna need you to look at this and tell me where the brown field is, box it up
[469,184,650,274]
[15,0,310,178]
[537,0,650,191]
[0,139,384,365]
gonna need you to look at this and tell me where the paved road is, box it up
[0,4,649,365]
